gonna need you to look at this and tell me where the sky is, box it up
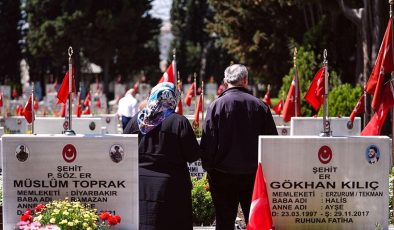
[150,0,172,21]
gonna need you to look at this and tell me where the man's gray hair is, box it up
[224,64,248,84]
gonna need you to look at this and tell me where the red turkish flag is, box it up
[22,95,33,123]
[184,83,196,106]
[84,92,91,107]
[272,99,284,115]
[176,99,183,115]
[0,93,3,107]
[96,98,101,108]
[158,63,175,84]
[83,105,91,115]
[282,73,301,122]
[133,82,139,93]
[193,94,203,127]
[263,87,271,107]
[60,103,66,118]
[349,93,365,123]
[16,104,23,115]
[57,68,76,104]
[12,87,18,99]
[33,99,39,111]
[247,163,274,230]
[217,83,226,96]
[361,84,394,135]
[305,67,325,111]
[75,93,82,117]
[366,20,393,111]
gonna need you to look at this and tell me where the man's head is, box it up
[368,146,377,158]
[224,64,248,88]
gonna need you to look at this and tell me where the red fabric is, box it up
[83,105,91,115]
[60,103,66,118]
[247,163,273,230]
[305,67,325,111]
[133,82,139,93]
[22,95,33,123]
[33,99,39,111]
[272,99,284,115]
[184,83,196,106]
[84,92,91,107]
[96,98,101,108]
[57,68,76,104]
[0,93,3,107]
[12,87,18,99]
[193,94,203,126]
[217,84,226,96]
[366,20,393,111]
[282,73,301,122]
[263,89,271,107]
[349,94,365,122]
[76,94,82,117]
[361,84,394,135]
[16,104,23,116]
[176,99,183,115]
[158,63,174,84]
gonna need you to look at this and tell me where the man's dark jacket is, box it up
[200,87,278,174]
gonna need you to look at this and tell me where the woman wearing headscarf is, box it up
[124,82,200,230]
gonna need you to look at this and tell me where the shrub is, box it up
[279,45,341,116]
[317,83,362,117]
[191,176,215,226]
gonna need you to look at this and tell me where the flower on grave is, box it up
[16,198,121,230]
[98,211,121,229]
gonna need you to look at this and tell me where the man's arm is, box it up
[200,104,218,171]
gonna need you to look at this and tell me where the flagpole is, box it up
[31,82,35,134]
[194,72,197,113]
[173,49,177,85]
[389,0,394,167]
[201,80,204,129]
[321,49,331,137]
[65,46,75,135]
[293,48,298,117]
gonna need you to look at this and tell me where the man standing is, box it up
[201,64,277,229]
[117,88,138,130]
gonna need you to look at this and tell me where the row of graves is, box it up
[0,44,393,229]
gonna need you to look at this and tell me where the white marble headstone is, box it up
[259,135,390,229]
[4,117,29,134]
[34,117,102,134]
[290,117,361,136]
[2,134,138,229]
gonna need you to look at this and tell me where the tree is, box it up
[0,0,22,84]
[206,0,307,91]
[25,0,161,94]
[170,0,232,83]
[82,0,161,93]
[337,0,386,84]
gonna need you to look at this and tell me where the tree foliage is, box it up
[25,0,161,93]
[206,0,306,89]
[170,0,232,83]
[205,0,378,96]
[317,83,362,117]
[0,0,22,83]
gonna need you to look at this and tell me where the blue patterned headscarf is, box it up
[137,82,178,134]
